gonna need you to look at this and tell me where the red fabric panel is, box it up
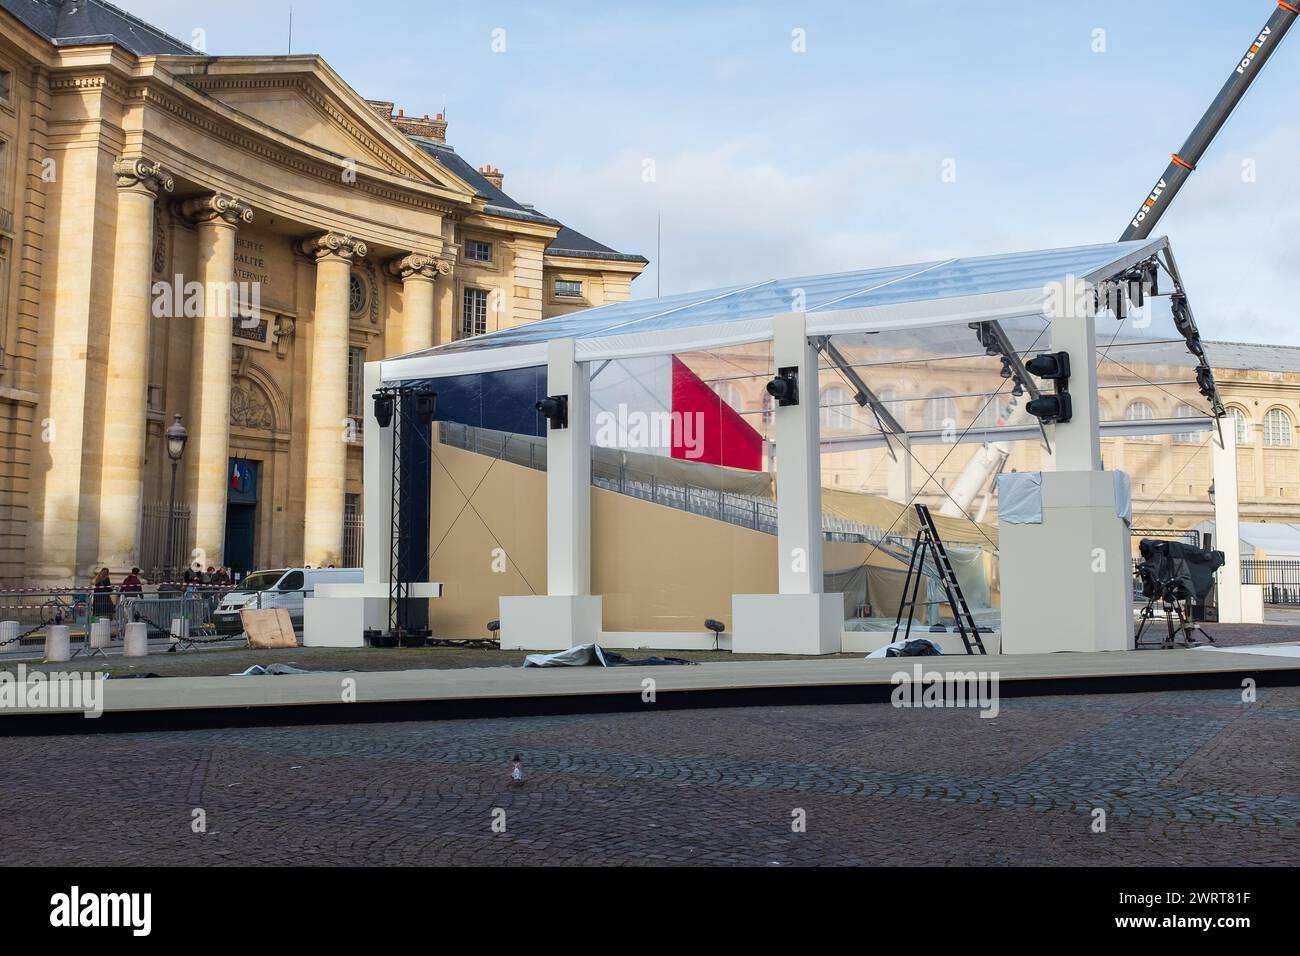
[670,356,763,471]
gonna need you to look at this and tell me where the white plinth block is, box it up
[731,593,843,655]
[44,624,71,662]
[499,595,603,650]
[90,619,111,649]
[303,595,389,648]
[999,470,1134,654]
[123,622,149,657]
[1241,585,1264,625]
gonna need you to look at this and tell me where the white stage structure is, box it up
[326,237,1238,654]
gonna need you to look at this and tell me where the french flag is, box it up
[230,459,248,492]
[589,356,764,471]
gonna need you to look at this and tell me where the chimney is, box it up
[368,101,448,142]
[393,111,447,142]
[479,164,504,190]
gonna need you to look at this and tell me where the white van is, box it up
[214,567,363,634]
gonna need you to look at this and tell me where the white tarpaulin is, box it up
[997,472,1043,525]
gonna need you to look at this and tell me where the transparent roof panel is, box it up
[401,239,1165,361]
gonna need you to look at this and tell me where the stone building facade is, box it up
[0,0,645,584]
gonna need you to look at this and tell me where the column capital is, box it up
[179,192,254,228]
[113,156,174,195]
[388,252,451,281]
[299,232,367,263]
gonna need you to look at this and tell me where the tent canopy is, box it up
[382,238,1173,381]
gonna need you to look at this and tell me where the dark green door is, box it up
[224,504,256,577]
[225,457,260,577]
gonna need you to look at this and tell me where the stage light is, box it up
[1196,364,1217,400]
[373,392,395,428]
[705,618,725,650]
[414,387,437,424]
[536,394,569,429]
[1025,393,1072,424]
[1024,351,1072,424]
[1025,351,1070,382]
[766,367,799,407]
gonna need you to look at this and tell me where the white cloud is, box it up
[510,139,1045,296]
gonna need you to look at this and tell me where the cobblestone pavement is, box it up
[1,685,1296,866]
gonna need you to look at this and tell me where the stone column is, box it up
[300,232,367,566]
[180,193,254,572]
[388,253,449,355]
[96,157,174,571]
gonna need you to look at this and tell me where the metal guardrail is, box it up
[0,586,241,651]
[1242,559,1300,604]
[439,421,896,543]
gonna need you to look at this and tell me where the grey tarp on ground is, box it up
[523,644,697,667]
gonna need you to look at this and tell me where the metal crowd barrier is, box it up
[0,585,241,654]
[0,590,92,650]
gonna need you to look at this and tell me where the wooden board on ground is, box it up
[240,608,297,649]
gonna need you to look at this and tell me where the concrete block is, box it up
[44,624,70,662]
[123,622,148,657]
[731,593,843,655]
[499,595,603,650]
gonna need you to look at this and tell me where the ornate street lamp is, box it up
[163,414,188,587]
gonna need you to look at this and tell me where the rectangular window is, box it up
[0,70,10,102]
[465,239,492,262]
[347,346,366,417]
[462,288,488,338]
[554,279,583,298]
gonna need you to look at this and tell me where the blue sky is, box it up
[125,0,1300,344]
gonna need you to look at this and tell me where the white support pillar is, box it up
[545,337,592,597]
[999,297,1133,653]
[1212,422,1260,623]
[499,337,602,649]
[1049,304,1102,471]
[733,313,841,654]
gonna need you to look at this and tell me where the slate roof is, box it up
[1,0,195,55]
[1204,341,1300,374]
[408,136,647,264]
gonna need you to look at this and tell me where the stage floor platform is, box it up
[4,644,1299,732]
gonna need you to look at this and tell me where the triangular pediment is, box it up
[175,59,476,200]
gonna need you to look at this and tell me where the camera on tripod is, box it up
[1134,539,1224,648]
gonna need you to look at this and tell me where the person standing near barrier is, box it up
[121,568,144,596]
[92,568,115,621]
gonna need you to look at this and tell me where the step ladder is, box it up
[892,503,987,655]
